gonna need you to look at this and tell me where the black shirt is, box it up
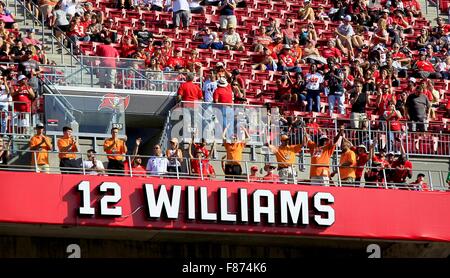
[133,30,154,45]
[350,91,367,113]
[324,68,344,95]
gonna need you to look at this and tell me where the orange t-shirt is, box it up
[339,149,356,179]
[57,137,78,159]
[224,142,246,165]
[308,141,335,177]
[275,144,302,168]
[103,138,127,161]
[29,135,52,166]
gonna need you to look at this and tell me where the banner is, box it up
[0,172,449,242]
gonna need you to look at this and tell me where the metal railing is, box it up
[0,100,34,136]
[2,149,449,191]
[12,0,79,66]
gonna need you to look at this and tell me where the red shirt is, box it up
[277,82,291,96]
[416,60,435,72]
[96,44,120,67]
[124,161,147,177]
[392,51,406,60]
[391,160,413,183]
[355,151,369,179]
[13,85,33,112]
[262,172,280,183]
[166,56,186,69]
[177,81,203,101]
[279,54,295,67]
[306,122,320,135]
[120,43,136,58]
[321,47,342,59]
[213,85,233,104]
[191,158,209,176]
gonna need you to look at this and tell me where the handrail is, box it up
[42,76,79,122]
[13,0,80,66]
[2,149,449,191]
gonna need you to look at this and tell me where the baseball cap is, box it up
[36,123,44,129]
[344,15,352,22]
[139,20,145,25]
[27,28,35,33]
[319,134,329,140]
[170,137,179,144]
[17,75,27,81]
[216,62,224,67]
[251,166,258,171]
[357,144,367,150]
[408,77,416,83]
[86,149,97,153]
[417,173,426,178]
[283,44,291,49]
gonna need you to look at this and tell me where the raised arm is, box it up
[333,125,345,145]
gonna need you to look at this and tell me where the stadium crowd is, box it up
[0,0,449,190]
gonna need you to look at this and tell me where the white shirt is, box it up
[305,73,324,90]
[82,160,105,175]
[146,155,168,175]
[0,86,11,111]
[171,0,190,12]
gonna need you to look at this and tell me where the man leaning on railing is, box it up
[82,149,105,176]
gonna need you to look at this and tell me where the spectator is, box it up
[22,29,42,49]
[166,137,183,175]
[249,165,259,182]
[383,102,403,153]
[349,81,368,129]
[0,75,10,133]
[305,126,344,186]
[335,15,355,58]
[18,50,40,78]
[124,138,147,177]
[82,149,105,175]
[410,173,429,191]
[223,26,244,51]
[325,59,345,115]
[261,163,279,183]
[405,85,430,132]
[282,18,296,44]
[197,27,214,49]
[222,126,249,181]
[414,54,442,79]
[252,25,272,52]
[67,14,90,54]
[103,127,127,175]
[50,2,70,48]
[0,1,17,29]
[133,20,166,47]
[276,72,296,103]
[85,13,103,42]
[29,123,52,173]
[165,48,187,70]
[171,0,191,30]
[321,40,342,63]
[95,38,120,88]
[0,136,11,167]
[267,134,302,184]
[331,140,356,184]
[150,0,169,11]
[305,64,324,112]
[298,0,315,21]
[213,77,233,103]
[177,72,203,102]
[354,144,369,183]
[11,75,34,134]
[57,126,79,174]
[278,44,301,73]
[391,154,413,188]
[218,0,237,31]
[99,18,118,44]
[189,0,204,14]
[146,144,168,176]
[203,70,217,102]
[188,133,215,178]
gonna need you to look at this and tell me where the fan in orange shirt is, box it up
[29,123,53,173]
[223,125,250,181]
[305,126,344,186]
[331,139,357,185]
[267,134,303,184]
